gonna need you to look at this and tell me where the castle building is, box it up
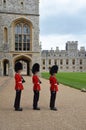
[41,41,86,72]
[0,1,86,76]
[0,0,41,76]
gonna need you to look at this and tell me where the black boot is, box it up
[15,107,23,111]
[33,107,40,110]
[50,107,58,111]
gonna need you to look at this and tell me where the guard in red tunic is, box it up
[49,65,59,111]
[14,62,24,111]
[32,63,41,110]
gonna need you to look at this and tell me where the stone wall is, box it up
[0,0,40,76]
[0,0,39,15]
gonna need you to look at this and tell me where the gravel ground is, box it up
[0,76,86,130]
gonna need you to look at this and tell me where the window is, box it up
[43,67,45,70]
[20,1,24,8]
[66,67,69,69]
[80,59,82,65]
[49,67,51,70]
[60,59,63,65]
[49,59,51,65]
[66,59,69,65]
[3,0,6,4]
[54,59,57,65]
[21,2,23,5]
[43,59,45,65]
[4,27,8,43]
[15,23,31,51]
[72,59,75,65]
[3,0,6,7]
[60,66,63,69]
[73,66,75,69]
[80,67,83,69]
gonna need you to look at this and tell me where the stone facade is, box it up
[41,41,86,72]
[0,0,40,76]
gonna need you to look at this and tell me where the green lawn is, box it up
[41,72,86,90]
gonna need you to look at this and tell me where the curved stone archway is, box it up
[13,55,32,76]
[11,17,33,28]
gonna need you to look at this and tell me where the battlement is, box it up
[80,47,85,51]
[41,42,86,58]
[66,41,78,51]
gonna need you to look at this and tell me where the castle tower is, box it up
[0,0,40,76]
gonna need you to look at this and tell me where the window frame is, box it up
[14,22,31,51]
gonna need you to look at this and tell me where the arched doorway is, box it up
[14,55,32,76]
[3,59,9,76]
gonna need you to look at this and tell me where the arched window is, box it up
[4,27,8,43]
[15,23,31,51]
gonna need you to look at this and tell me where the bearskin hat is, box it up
[14,62,23,72]
[50,65,58,75]
[32,63,40,74]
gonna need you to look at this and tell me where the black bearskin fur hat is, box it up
[14,62,23,72]
[50,65,58,75]
[32,63,40,74]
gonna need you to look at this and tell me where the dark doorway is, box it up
[15,59,30,76]
[3,60,9,76]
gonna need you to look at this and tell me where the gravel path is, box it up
[0,76,86,130]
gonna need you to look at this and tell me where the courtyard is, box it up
[0,76,86,130]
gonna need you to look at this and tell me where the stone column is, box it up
[63,58,66,71]
[8,60,14,77]
[0,61,3,76]
[29,60,32,76]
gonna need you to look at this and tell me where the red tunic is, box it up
[49,76,58,92]
[15,73,24,90]
[32,75,41,91]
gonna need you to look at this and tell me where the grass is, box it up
[41,72,86,90]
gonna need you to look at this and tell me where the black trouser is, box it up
[14,90,21,109]
[33,90,40,108]
[50,91,56,108]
